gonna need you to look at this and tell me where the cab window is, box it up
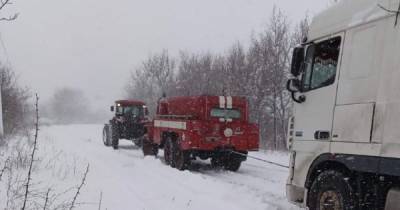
[210,108,241,119]
[302,37,341,91]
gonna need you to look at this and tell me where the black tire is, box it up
[142,138,158,156]
[308,170,357,210]
[111,124,119,150]
[211,157,224,168]
[224,156,242,172]
[172,142,190,171]
[102,125,111,146]
[164,137,173,166]
[133,137,143,147]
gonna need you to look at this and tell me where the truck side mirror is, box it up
[110,106,114,112]
[286,79,301,93]
[291,46,305,77]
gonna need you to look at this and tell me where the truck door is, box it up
[293,35,343,142]
[289,35,343,187]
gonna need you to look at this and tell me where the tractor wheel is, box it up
[142,138,158,156]
[172,142,190,171]
[102,125,111,146]
[111,125,119,150]
[133,137,143,147]
[308,170,357,210]
[164,137,174,166]
[223,155,242,172]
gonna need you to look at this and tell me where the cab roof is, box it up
[115,100,146,106]
[308,0,398,41]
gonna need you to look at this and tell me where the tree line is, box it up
[126,7,309,150]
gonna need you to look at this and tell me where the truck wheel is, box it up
[224,156,242,172]
[164,138,173,166]
[172,142,190,171]
[211,157,224,168]
[102,125,111,146]
[142,138,158,156]
[308,170,357,210]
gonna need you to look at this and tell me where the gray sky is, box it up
[0,0,330,110]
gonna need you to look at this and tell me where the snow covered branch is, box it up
[21,93,39,210]
[70,163,90,210]
[0,0,18,21]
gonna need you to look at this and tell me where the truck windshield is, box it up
[210,108,241,119]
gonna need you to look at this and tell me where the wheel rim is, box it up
[319,190,342,210]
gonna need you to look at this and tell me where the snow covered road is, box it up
[38,124,300,210]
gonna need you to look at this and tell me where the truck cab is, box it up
[286,1,400,209]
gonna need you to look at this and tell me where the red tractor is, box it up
[142,95,259,171]
[103,100,149,149]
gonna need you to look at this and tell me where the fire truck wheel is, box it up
[102,125,111,146]
[142,138,158,156]
[308,170,357,210]
[211,157,224,168]
[164,137,174,166]
[173,143,190,171]
[224,156,242,172]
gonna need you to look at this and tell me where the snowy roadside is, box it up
[0,124,300,210]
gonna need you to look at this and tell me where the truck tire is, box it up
[102,125,111,146]
[224,156,242,172]
[142,138,158,156]
[164,137,173,166]
[308,170,357,210]
[172,142,190,171]
[211,157,224,168]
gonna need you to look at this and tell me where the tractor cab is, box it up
[103,99,148,149]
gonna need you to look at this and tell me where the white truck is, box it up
[286,0,400,209]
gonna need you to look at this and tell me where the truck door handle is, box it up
[314,131,330,140]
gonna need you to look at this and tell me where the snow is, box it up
[1,124,300,210]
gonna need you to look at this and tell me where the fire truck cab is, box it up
[143,95,259,171]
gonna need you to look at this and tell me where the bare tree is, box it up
[0,66,31,137]
[47,87,91,124]
[126,50,176,115]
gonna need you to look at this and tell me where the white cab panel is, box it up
[332,103,375,143]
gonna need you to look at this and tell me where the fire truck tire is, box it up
[164,137,174,166]
[172,143,190,171]
[102,125,111,146]
[308,170,357,210]
[142,138,158,156]
[211,157,224,168]
[224,156,242,172]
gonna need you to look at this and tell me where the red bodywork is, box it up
[146,96,259,152]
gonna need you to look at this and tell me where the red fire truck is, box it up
[142,95,259,171]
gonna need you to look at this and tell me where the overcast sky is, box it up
[0,0,330,110]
